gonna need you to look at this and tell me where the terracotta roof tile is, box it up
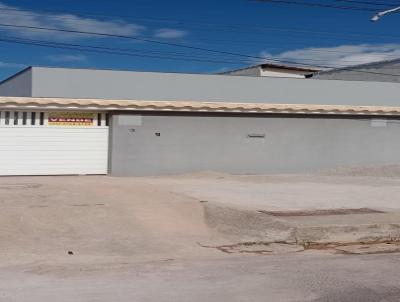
[0,96,400,115]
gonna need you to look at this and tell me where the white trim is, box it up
[25,111,31,126]
[34,111,40,126]
[44,111,49,126]
[17,111,22,126]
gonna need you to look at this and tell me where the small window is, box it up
[105,113,109,126]
[13,112,18,125]
[31,112,36,125]
[22,112,27,125]
[5,111,10,125]
[39,112,45,126]
[97,113,102,126]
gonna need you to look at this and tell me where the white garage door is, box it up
[0,110,109,175]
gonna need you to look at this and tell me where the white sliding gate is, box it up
[0,110,109,175]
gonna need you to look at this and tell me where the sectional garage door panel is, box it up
[0,111,109,176]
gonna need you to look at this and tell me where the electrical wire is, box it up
[1,6,400,41]
[0,37,250,65]
[0,22,274,61]
[0,8,397,76]
[254,0,379,11]
[333,0,400,7]
[256,0,400,12]
[0,34,399,77]
[1,22,399,67]
[0,35,385,66]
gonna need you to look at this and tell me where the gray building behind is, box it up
[311,58,400,83]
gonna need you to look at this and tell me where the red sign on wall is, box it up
[48,112,95,126]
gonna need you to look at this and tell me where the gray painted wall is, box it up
[19,67,400,107]
[313,60,400,83]
[313,68,400,83]
[110,113,400,176]
[0,68,32,97]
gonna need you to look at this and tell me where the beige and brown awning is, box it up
[1,96,400,115]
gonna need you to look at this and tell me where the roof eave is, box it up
[0,96,400,116]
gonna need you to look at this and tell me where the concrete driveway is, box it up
[148,172,400,211]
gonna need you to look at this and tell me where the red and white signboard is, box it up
[48,112,95,126]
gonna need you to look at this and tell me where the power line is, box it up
[0,23,390,68]
[1,33,400,77]
[254,0,379,11]
[0,5,399,60]
[0,34,389,66]
[1,6,400,41]
[3,38,400,77]
[0,3,397,78]
[1,21,399,63]
[256,0,400,13]
[3,9,398,45]
[333,0,400,7]
[0,22,281,62]
[0,37,250,65]
[1,22,400,65]
[189,37,400,58]
[0,16,397,76]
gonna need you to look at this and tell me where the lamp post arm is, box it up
[371,6,400,22]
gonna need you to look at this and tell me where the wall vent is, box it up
[247,133,265,138]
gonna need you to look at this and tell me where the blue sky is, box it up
[0,0,399,80]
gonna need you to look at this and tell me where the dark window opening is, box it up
[5,111,10,125]
[39,112,45,126]
[13,112,18,125]
[22,112,27,125]
[97,113,102,126]
[105,113,109,126]
[31,112,36,125]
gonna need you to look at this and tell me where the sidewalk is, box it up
[148,171,400,246]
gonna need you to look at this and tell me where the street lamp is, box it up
[371,6,400,22]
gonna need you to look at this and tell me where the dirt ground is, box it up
[1,171,400,301]
[0,176,221,264]
[1,172,400,260]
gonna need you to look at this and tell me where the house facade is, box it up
[0,66,399,176]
